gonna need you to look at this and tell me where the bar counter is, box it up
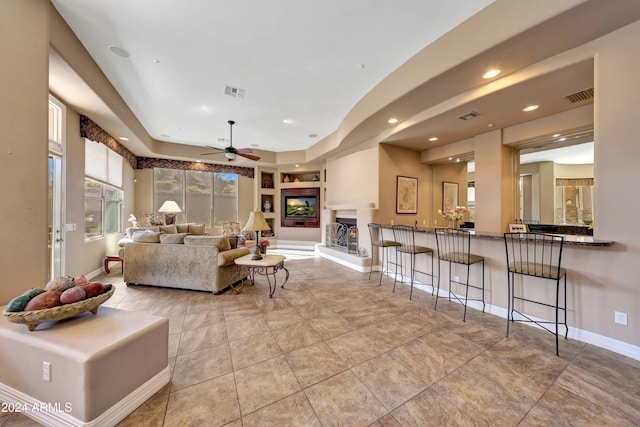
[381,225,614,247]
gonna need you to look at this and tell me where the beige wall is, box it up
[0,0,50,303]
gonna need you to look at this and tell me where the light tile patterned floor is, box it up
[2,251,639,426]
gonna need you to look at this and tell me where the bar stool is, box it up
[504,232,567,356]
[391,225,434,299]
[434,228,485,321]
[367,223,400,285]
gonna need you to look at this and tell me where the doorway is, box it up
[48,154,64,279]
[48,96,65,279]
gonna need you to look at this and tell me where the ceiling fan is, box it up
[201,120,261,161]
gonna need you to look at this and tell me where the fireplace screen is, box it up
[326,222,358,254]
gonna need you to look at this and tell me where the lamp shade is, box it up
[242,210,271,232]
[158,200,182,213]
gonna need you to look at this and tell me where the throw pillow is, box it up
[189,224,206,235]
[228,236,238,249]
[126,226,159,239]
[160,232,188,244]
[176,223,191,233]
[159,224,178,234]
[131,230,162,243]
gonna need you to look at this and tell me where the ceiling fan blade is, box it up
[237,152,261,161]
[235,147,254,154]
[201,145,224,155]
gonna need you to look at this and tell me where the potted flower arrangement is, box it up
[437,206,468,228]
[258,238,270,254]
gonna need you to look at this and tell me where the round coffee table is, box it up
[232,254,289,298]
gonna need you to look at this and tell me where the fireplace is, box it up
[326,218,358,254]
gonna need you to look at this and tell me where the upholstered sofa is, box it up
[122,226,250,293]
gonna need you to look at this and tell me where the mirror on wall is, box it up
[518,129,594,226]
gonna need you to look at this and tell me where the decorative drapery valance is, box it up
[556,178,594,187]
[79,115,254,178]
[136,157,254,178]
[80,115,137,169]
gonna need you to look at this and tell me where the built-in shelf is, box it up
[281,172,320,184]
[258,168,278,237]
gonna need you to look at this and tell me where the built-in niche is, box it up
[281,187,320,228]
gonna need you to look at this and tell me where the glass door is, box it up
[48,154,64,279]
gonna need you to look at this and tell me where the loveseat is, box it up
[122,225,250,293]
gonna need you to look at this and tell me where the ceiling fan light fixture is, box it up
[225,152,237,160]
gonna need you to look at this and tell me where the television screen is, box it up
[286,197,316,217]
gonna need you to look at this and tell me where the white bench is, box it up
[0,306,169,426]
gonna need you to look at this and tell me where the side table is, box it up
[232,254,289,298]
[104,256,123,274]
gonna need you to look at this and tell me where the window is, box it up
[84,139,124,240]
[84,179,123,240]
[153,168,238,226]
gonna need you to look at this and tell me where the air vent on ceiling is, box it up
[565,87,594,103]
[224,85,246,99]
[458,111,480,120]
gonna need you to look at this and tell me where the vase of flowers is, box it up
[437,206,468,229]
[259,238,270,254]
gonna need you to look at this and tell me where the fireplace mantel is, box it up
[326,202,375,210]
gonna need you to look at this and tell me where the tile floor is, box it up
[2,250,639,426]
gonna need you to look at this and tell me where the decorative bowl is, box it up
[3,287,115,331]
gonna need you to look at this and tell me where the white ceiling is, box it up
[50,0,494,153]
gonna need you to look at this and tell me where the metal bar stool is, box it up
[434,228,485,321]
[504,232,567,356]
[367,223,400,285]
[391,225,435,299]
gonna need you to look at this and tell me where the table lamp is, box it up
[242,210,271,260]
[158,200,182,225]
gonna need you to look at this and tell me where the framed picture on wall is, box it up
[396,176,418,214]
[442,181,459,210]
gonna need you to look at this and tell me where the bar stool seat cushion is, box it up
[508,262,565,279]
[398,245,433,255]
[379,240,401,247]
[439,251,483,265]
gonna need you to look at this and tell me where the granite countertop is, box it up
[382,225,613,247]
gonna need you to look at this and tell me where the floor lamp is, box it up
[242,211,271,260]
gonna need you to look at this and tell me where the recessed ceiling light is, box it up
[251,143,259,147]
[153,59,160,64]
[488,123,494,127]
[283,119,292,124]
[552,133,561,137]
[308,133,318,138]
[429,137,438,141]
[295,164,300,168]
[558,137,567,142]
[108,45,130,58]
[523,105,539,112]
[455,158,461,163]
[388,118,398,124]
[118,137,129,141]
[482,69,501,79]
[160,133,170,138]
[448,157,453,161]
[358,64,365,69]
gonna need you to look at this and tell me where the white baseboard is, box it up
[0,366,170,427]
[392,274,640,361]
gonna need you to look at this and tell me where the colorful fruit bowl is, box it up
[3,287,115,331]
